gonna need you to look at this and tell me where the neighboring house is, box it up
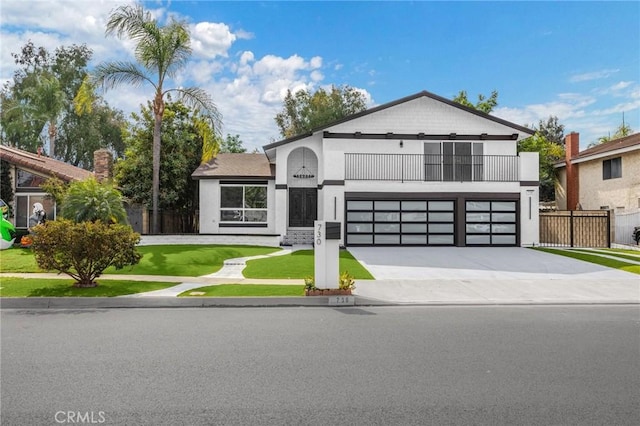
[0,145,102,229]
[193,90,539,247]
[555,132,640,212]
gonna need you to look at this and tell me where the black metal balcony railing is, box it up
[344,153,519,182]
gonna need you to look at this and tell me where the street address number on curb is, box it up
[329,296,355,306]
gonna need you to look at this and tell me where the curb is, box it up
[0,296,392,309]
[1,297,637,309]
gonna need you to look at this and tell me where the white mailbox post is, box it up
[314,220,340,289]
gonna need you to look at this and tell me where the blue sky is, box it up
[1,1,639,151]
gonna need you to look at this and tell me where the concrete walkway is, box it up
[124,246,308,297]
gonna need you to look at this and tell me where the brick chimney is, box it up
[93,149,113,182]
[564,133,580,210]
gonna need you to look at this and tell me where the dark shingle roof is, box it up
[191,153,274,179]
[573,132,640,160]
[0,145,93,182]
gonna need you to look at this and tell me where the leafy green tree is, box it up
[452,90,498,113]
[115,100,213,219]
[94,4,222,233]
[19,73,66,157]
[31,219,141,287]
[0,160,14,216]
[0,42,124,167]
[61,177,127,224]
[275,85,367,138]
[534,116,565,145]
[32,177,139,288]
[518,132,565,202]
[219,134,246,153]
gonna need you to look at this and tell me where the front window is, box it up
[15,195,55,228]
[220,184,267,224]
[602,157,621,180]
[16,169,47,188]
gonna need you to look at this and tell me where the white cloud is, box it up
[569,68,619,83]
[190,22,236,59]
[0,2,369,152]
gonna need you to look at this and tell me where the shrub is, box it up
[338,271,355,290]
[31,219,141,287]
[61,177,127,224]
[304,276,316,290]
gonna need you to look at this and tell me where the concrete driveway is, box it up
[348,247,640,304]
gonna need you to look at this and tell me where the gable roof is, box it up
[0,144,93,182]
[191,153,274,179]
[573,132,640,161]
[263,90,534,150]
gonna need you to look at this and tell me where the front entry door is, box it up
[289,188,317,227]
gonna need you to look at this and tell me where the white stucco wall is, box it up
[198,179,276,234]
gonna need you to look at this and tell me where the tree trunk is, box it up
[152,92,164,234]
[49,120,56,158]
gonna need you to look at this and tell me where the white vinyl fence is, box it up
[614,210,640,245]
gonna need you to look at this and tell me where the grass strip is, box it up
[0,277,176,297]
[534,248,640,275]
[242,249,374,279]
[178,284,305,297]
[569,248,640,264]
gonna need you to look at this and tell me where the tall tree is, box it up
[275,85,367,138]
[94,4,222,233]
[1,42,124,167]
[115,99,214,229]
[534,116,565,145]
[20,73,66,157]
[219,134,246,153]
[452,90,498,113]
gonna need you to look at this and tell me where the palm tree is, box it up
[61,177,128,224]
[12,73,66,157]
[93,4,221,233]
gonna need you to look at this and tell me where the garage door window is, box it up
[465,201,517,246]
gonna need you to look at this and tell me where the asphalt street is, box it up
[1,305,639,425]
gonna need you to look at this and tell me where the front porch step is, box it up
[282,229,314,246]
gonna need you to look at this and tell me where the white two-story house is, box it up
[193,91,539,247]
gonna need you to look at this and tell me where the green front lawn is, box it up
[178,284,305,297]
[0,247,44,272]
[0,245,281,276]
[243,249,374,279]
[0,277,176,297]
[534,248,640,275]
[105,244,281,276]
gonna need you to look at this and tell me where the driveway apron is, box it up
[348,247,639,304]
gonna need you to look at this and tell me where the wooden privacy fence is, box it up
[125,205,199,234]
[539,210,611,248]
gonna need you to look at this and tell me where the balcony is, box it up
[344,153,520,182]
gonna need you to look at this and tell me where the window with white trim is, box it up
[220,184,267,224]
